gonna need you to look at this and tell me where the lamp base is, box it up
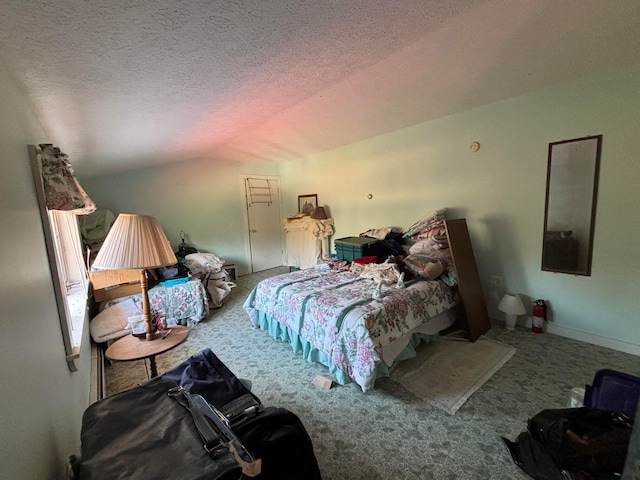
[140,269,157,341]
[504,313,518,330]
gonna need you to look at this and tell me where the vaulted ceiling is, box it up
[1,0,639,177]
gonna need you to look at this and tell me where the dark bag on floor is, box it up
[231,405,322,480]
[78,379,243,480]
[155,348,322,480]
[503,407,633,480]
[157,347,261,412]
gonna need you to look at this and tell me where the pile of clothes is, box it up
[183,252,236,308]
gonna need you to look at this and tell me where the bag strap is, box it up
[170,385,227,457]
[190,393,256,464]
[221,393,262,423]
[169,385,260,474]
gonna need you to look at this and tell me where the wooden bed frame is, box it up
[443,218,491,341]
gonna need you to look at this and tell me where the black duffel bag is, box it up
[231,405,322,480]
[503,407,633,480]
[77,379,243,480]
[154,348,323,480]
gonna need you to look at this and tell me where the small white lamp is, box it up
[498,293,526,330]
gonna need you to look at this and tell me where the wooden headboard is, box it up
[444,218,491,341]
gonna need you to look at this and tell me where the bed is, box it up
[243,218,491,392]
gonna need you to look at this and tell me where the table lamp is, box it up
[498,293,526,330]
[93,214,177,340]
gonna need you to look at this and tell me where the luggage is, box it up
[157,347,261,415]
[584,369,640,419]
[78,348,322,480]
[503,407,634,480]
[156,348,322,480]
[77,379,243,480]
[231,405,322,480]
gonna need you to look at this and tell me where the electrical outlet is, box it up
[490,275,503,287]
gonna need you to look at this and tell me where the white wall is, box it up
[83,155,280,275]
[0,63,92,478]
[80,66,639,354]
[279,66,640,352]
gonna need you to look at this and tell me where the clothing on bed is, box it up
[243,268,458,391]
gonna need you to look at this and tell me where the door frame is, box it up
[239,173,284,274]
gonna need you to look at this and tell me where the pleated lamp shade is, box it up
[92,214,176,341]
[93,214,177,270]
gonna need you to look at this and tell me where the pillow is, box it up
[402,253,445,281]
[90,298,139,343]
[421,262,444,280]
[409,237,444,253]
[409,239,453,268]
[403,209,446,239]
[415,226,446,240]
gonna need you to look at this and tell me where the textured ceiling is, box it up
[1,0,639,178]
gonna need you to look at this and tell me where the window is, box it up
[30,145,90,371]
[47,209,89,349]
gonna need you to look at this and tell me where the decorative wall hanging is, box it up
[298,194,317,214]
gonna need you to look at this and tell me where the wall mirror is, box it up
[542,135,602,276]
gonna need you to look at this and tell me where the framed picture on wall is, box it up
[298,194,317,214]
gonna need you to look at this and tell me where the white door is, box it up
[242,175,284,273]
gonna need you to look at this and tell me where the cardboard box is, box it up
[90,269,141,302]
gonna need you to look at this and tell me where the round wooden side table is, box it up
[105,326,189,377]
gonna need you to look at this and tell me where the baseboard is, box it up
[545,323,640,356]
[491,317,640,356]
[491,318,640,356]
[89,342,106,403]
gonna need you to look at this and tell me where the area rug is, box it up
[390,336,516,414]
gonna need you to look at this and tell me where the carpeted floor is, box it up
[389,336,516,415]
[104,267,640,480]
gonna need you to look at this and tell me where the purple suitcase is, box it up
[584,368,640,418]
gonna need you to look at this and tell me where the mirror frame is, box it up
[542,135,602,276]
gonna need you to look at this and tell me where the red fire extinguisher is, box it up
[531,299,546,333]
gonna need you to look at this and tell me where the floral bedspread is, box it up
[243,268,457,391]
[102,279,209,327]
[148,280,209,326]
